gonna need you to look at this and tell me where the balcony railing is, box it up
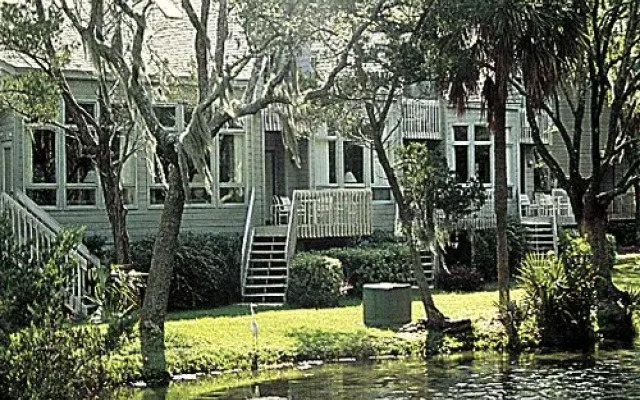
[401,99,441,140]
[291,189,372,239]
[262,105,282,132]
[521,110,552,144]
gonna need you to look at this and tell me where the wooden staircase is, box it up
[522,219,556,254]
[420,249,436,287]
[242,226,288,304]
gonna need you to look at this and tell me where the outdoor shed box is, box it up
[362,282,412,327]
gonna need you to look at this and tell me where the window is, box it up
[25,128,57,206]
[219,133,245,204]
[65,134,97,206]
[153,105,177,128]
[452,125,493,184]
[64,102,97,125]
[314,128,366,187]
[370,148,392,201]
[343,142,364,184]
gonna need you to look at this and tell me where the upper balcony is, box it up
[400,99,442,140]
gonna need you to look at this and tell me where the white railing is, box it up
[283,194,299,302]
[240,188,256,296]
[262,106,281,132]
[521,110,552,144]
[292,189,372,239]
[401,99,441,140]
[0,191,99,315]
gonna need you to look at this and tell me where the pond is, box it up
[124,346,640,399]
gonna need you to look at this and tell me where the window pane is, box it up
[220,187,245,204]
[454,126,468,141]
[328,141,336,184]
[150,188,166,205]
[66,188,96,206]
[343,142,363,183]
[66,135,96,184]
[154,106,177,128]
[475,126,491,141]
[31,129,57,184]
[26,189,56,206]
[65,102,96,125]
[219,135,244,184]
[475,145,491,183]
[454,145,468,182]
[190,187,212,203]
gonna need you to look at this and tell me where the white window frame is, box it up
[24,125,60,209]
[216,125,247,207]
[314,126,369,188]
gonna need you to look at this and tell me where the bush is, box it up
[0,218,84,331]
[0,325,113,400]
[318,243,414,296]
[130,232,241,311]
[558,229,616,270]
[287,254,343,308]
[436,264,484,292]
[472,217,529,281]
[518,245,598,350]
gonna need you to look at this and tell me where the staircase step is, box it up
[245,284,287,289]
[247,267,288,272]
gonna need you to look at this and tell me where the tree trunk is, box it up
[635,182,640,245]
[493,76,510,310]
[494,62,515,349]
[140,165,185,384]
[581,191,635,346]
[371,134,448,326]
[408,237,446,328]
[98,154,131,265]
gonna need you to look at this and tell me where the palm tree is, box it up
[421,0,584,347]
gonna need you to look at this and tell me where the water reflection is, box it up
[200,350,640,399]
[122,348,640,399]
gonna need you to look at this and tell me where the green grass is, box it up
[108,257,639,384]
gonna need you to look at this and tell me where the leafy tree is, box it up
[516,0,639,344]
[49,0,390,383]
[0,1,138,265]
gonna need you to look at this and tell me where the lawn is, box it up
[110,258,638,383]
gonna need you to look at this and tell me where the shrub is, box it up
[518,237,598,351]
[287,253,343,308]
[558,229,616,271]
[472,217,529,281]
[0,218,84,331]
[130,232,241,311]
[0,325,113,400]
[319,243,414,296]
[436,264,484,292]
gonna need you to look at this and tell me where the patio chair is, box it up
[272,195,291,225]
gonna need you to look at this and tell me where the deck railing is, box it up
[401,99,441,140]
[292,189,372,239]
[0,191,100,315]
[240,188,256,296]
[521,110,552,144]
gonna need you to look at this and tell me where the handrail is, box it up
[240,188,256,295]
[13,189,100,266]
[284,192,299,302]
[0,191,97,314]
